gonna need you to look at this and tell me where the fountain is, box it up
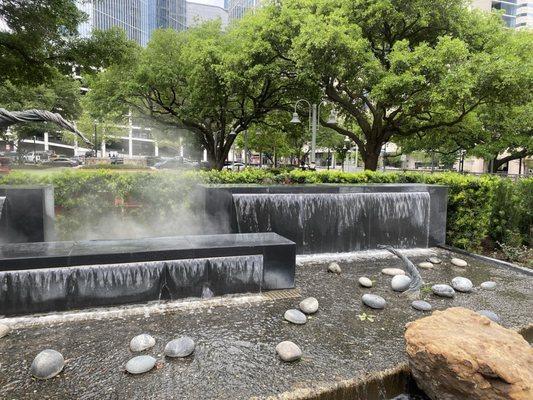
[201,184,448,254]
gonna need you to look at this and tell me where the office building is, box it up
[227,0,261,21]
[186,1,229,28]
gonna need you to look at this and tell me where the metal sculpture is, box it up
[0,108,93,145]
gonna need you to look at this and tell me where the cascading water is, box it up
[0,255,263,315]
[0,196,6,216]
[232,192,431,254]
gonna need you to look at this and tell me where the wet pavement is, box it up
[0,249,531,400]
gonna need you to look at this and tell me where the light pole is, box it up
[290,100,337,168]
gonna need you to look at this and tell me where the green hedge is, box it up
[0,169,531,250]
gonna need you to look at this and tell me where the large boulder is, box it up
[405,307,532,400]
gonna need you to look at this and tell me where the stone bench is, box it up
[0,233,296,315]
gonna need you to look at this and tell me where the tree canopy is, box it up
[245,0,532,170]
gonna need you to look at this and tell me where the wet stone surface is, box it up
[0,249,531,399]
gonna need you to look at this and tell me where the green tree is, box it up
[249,0,531,170]
[87,22,297,170]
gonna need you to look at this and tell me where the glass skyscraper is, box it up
[473,0,533,29]
[78,0,186,46]
[227,0,261,21]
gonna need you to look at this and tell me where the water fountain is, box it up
[201,184,448,253]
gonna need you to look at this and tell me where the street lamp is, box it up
[290,100,337,167]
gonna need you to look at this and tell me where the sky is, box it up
[194,0,224,6]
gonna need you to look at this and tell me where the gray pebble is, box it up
[31,349,65,380]
[411,300,432,311]
[0,323,10,339]
[432,284,455,298]
[427,257,442,264]
[358,277,373,288]
[284,309,307,324]
[327,262,342,274]
[276,341,302,362]
[130,334,156,352]
[451,277,473,293]
[125,355,157,375]
[164,336,195,358]
[299,297,319,314]
[480,281,497,290]
[362,294,386,309]
[477,310,501,323]
[391,275,412,292]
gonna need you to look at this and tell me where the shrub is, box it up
[0,169,530,251]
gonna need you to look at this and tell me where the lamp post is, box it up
[290,100,337,168]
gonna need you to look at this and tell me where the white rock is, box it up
[299,297,319,314]
[477,310,501,323]
[164,336,195,358]
[328,262,342,274]
[125,355,157,375]
[451,277,473,293]
[31,349,65,380]
[391,275,412,292]
[451,258,468,267]
[276,341,302,362]
[0,323,10,339]
[130,334,156,352]
[480,281,497,290]
[358,277,373,288]
[284,309,307,325]
[382,268,406,276]
[418,262,434,269]
[428,257,442,264]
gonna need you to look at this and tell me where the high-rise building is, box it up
[227,0,261,21]
[78,0,186,46]
[472,0,533,29]
[186,1,229,28]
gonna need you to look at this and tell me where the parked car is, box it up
[43,157,78,167]
[224,162,246,171]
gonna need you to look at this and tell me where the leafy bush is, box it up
[0,169,530,251]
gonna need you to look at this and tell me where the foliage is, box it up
[86,21,298,169]
[496,243,533,268]
[1,169,530,251]
[246,0,532,170]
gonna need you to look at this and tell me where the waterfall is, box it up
[0,196,5,217]
[0,255,264,315]
[232,192,430,253]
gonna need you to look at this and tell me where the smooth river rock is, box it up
[391,275,412,292]
[276,341,302,362]
[284,309,307,325]
[327,262,342,274]
[164,336,195,358]
[299,297,319,314]
[451,258,468,267]
[0,323,10,339]
[411,300,432,312]
[130,334,156,352]
[405,307,531,400]
[362,294,386,309]
[451,277,473,293]
[432,284,455,298]
[358,277,373,288]
[31,349,65,380]
[427,257,442,264]
[418,262,434,269]
[381,268,406,276]
[477,310,502,324]
[480,281,497,290]
[125,355,157,375]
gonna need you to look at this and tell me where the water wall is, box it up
[0,255,263,315]
[202,184,448,254]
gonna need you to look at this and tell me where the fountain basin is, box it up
[0,233,296,315]
[201,184,447,254]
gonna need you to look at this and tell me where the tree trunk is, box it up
[362,145,381,171]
